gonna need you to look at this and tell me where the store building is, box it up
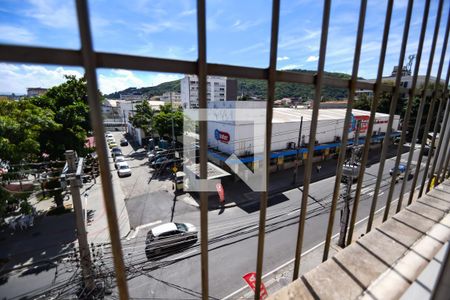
[202,101,400,172]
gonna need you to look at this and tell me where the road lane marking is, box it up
[287,209,300,216]
[127,220,162,240]
[171,249,198,261]
[222,197,404,300]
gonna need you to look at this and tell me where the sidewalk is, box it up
[259,181,450,300]
[182,144,405,212]
[80,171,130,244]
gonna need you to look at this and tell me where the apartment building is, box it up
[26,87,47,97]
[181,75,237,108]
[160,91,181,103]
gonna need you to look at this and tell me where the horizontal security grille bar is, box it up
[1,44,439,95]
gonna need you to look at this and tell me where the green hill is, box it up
[106,69,357,100]
[106,80,181,99]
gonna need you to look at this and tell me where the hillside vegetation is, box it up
[106,69,359,100]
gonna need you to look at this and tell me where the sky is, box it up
[0,0,449,95]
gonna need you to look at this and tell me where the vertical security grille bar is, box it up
[440,141,450,180]
[428,60,450,191]
[437,95,450,182]
[366,0,414,234]
[254,1,280,298]
[322,0,367,262]
[75,1,130,299]
[393,0,432,214]
[196,0,209,298]
[346,0,394,246]
[292,0,332,280]
[407,0,445,206]
[421,8,450,196]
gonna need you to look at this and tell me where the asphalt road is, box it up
[106,146,426,299]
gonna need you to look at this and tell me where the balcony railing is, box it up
[1,0,450,299]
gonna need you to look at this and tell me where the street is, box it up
[108,131,426,299]
[0,130,426,299]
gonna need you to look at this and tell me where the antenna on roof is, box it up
[406,54,415,75]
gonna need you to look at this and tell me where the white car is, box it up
[145,222,198,259]
[117,162,131,177]
[114,156,125,169]
[105,133,114,139]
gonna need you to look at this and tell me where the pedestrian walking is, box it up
[316,165,322,173]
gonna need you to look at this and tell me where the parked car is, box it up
[114,156,125,169]
[108,141,118,149]
[105,133,113,139]
[148,148,168,163]
[120,138,128,146]
[117,162,131,177]
[106,137,115,144]
[150,156,174,169]
[111,147,122,158]
[145,222,197,259]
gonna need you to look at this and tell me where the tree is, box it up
[152,109,183,138]
[353,93,371,111]
[129,100,154,136]
[30,75,97,159]
[0,99,59,163]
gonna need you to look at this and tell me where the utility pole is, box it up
[338,120,360,247]
[64,150,95,292]
[170,94,176,149]
[292,116,303,184]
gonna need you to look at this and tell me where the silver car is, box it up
[114,156,125,169]
[145,222,198,259]
[117,161,131,177]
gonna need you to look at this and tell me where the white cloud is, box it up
[0,63,82,94]
[140,21,185,34]
[306,55,319,62]
[231,42,265,55]
[277,56,290,61]
[98,70,182,94]
[279,29,321,50]
[280,64,303,70]
[24,0,77,29]
[180,9,196,16]
[98,70,144,94]
[0,25,35,43]
[231,19,264,31]
[150,73,183,86]
[0,63,183,95]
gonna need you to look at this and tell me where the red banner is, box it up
[216,183,225,203]
[354,115,369,133]
[242,272,268,299]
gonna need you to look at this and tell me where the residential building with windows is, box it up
[160,91,181,103]
[26,87,47,97]
[181,75,229,108]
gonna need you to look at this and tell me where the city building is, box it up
[160,91,181,103]
[101,99,119,115]
[205,101,399,170]
[26,87,47,97]
[119,93,145,101]
[274,98,293,107]
[362,67,446,91]
[180,75,237,108]
[116,99,166,145]
[305,100,349,109]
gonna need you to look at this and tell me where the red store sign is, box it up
[214,129,230,144]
